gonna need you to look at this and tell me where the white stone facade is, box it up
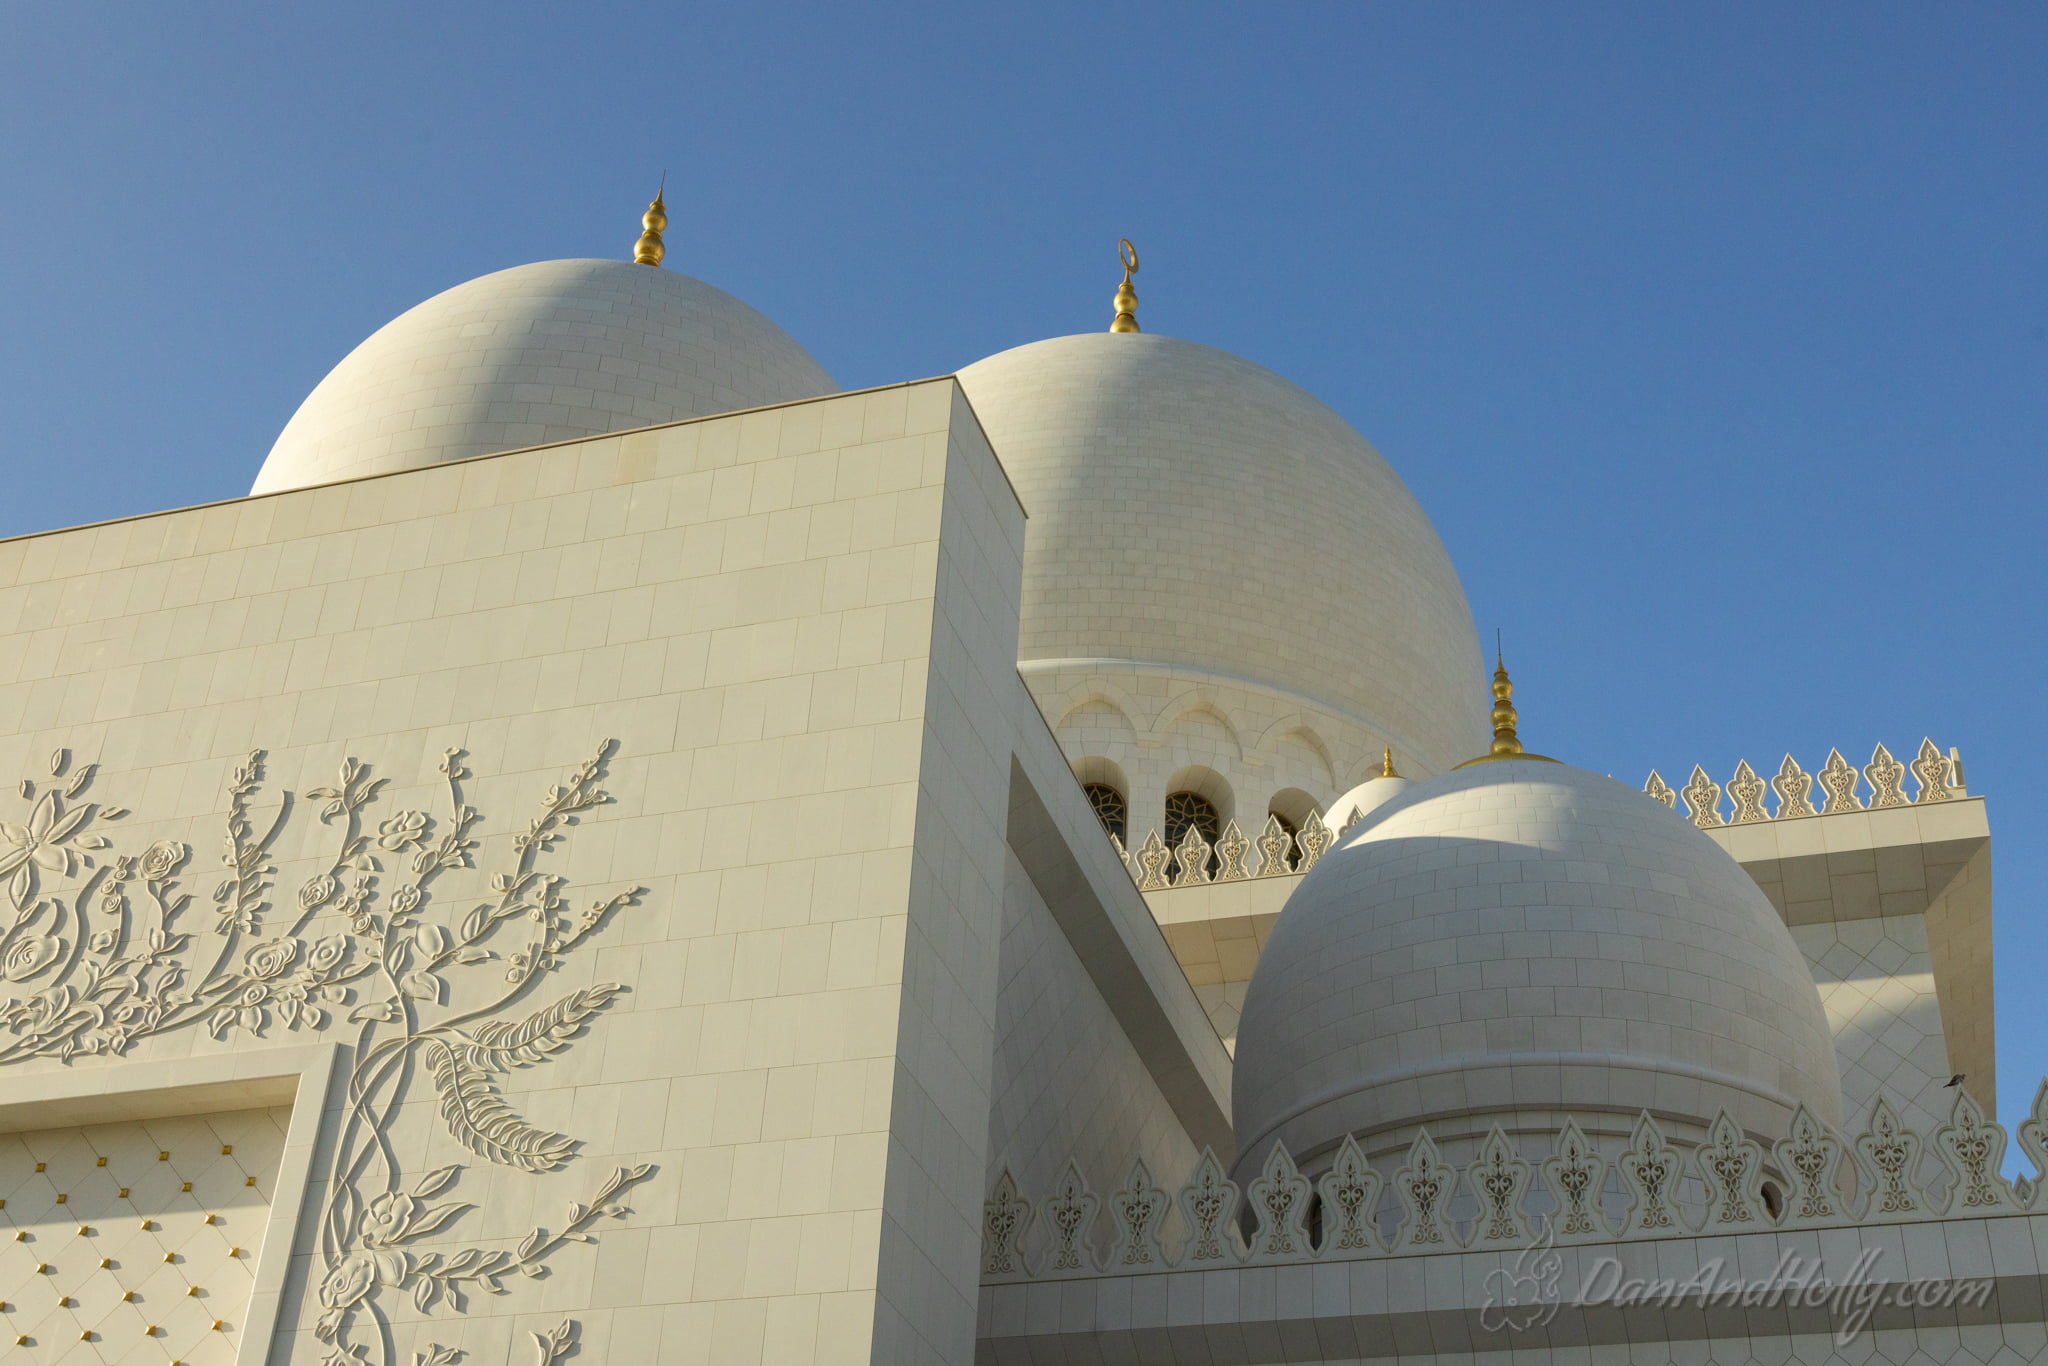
[0,380,1065,1365]
[0,258,2021,1366]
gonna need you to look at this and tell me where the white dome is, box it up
[1232,760,1841,1176]
[1323,773,1412,833]
[956,333,1484,776]
[253,259,837,494]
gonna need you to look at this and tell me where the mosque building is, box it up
[0,194,2035,1365]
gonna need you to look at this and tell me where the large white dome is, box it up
[1231,759,1841,1177]
[955,332,1483,775]
[252,259,837,494]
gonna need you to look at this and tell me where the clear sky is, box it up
[4,4,2044,1144]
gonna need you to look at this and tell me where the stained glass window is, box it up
[1083,782,1126,844]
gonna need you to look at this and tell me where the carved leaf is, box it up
[411,1164,463,1199]
[404,1201,475,1243]
[423,1039,578,1172]
[455,983,625,1070]
[400,970,444,1003]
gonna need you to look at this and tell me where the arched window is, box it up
[1164,790,1221,853]
[1083,782,1127,845]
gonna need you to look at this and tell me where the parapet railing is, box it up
[982,1083,2046,1280]
[1114,811,1335,892]
[1646,738,1964,828]
[1115,739,1967,892]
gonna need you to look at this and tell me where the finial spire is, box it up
[1110,239,1140,333]
[1379,746,1401,779]
[633,181,667,267]
[1453,643,1562,768]
[1485,653,1523,758]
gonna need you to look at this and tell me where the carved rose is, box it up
[319,1250,378,1310]
[360,1192,420,1247]
[137,838,187,882]
[388,884,421,916]
[243,937,300,980]
[299,874,337,911]
[3,933,64,981]
[307,934,350,975]
[377,810,429,851]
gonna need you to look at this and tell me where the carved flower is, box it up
[360,1192,420,1247]
[306,934,350,975]
[0,791,92,906]
[318,1251,378,1310]
[243,937,300,980]
[3,933,64,982]
[377,811,429,851]
[387,884,421,917]
[137,839,187,882]
[299,874,338,912]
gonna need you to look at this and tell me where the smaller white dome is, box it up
[254,259,836,494]
[1322,774,1412,833]
[1233,760,1840,1178]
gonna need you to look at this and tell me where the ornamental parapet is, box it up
[1647,738,1965,828]
[1117,811,1337,890]
[981,1082,2047,1281]
[1115,739,1969,891]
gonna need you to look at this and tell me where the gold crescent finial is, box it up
[1379,746,1401,779]
[633,183,667,268]
[1110,238,1140,333]
[1452,647,1562,768]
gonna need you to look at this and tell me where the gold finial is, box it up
[633,180,667,267]
[1110,238,1140,333]
[1379,746,1401,779]
[1453,649,1562,768]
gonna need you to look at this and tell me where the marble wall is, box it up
[0,378,1028,1366]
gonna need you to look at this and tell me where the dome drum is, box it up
[1237,1062,1805,1186]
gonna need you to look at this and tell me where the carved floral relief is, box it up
[0,744,655,1366]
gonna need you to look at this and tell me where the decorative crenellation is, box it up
[1120,738,1967,892]
[982,1082,2048,1280]
[1125,810,1334,889]
[1644,739,1965,829]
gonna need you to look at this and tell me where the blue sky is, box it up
[3,4,2044,1139]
